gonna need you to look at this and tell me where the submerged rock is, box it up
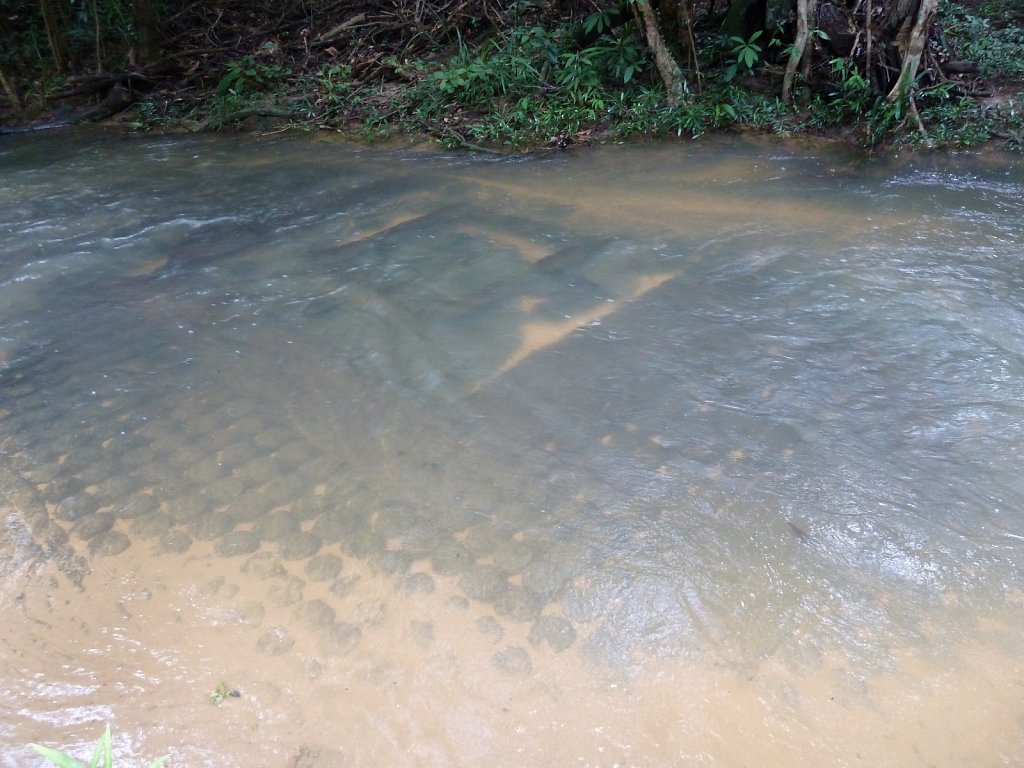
[242,551,286,579]
[234,600,266,627]
[204,474,248,506]
[112,493,159,519]
[277,530,321,560]
[459,565,509,601]
[492,646,532,676]
[223,492,271,522]
[73,511,115,540]
[305,553,343,581]
[430,542,471,576]
[329,573,360,598]
[46,477,88,505]
[494,587,543,622]
[320,622,362,654]
[257,510,301,541]
[165,494,210,524]
[310,511,356,545]
[399,572,435,594]
[528,615,576,651]
[216,530,262,556]
[189,512,235,541]
[130,511,172,538]
[159,528,192,553]
[293,599,336,629]
[54,494,98,522]
[475,615,504,643]
[369,548,411,575]
[89,530,131,557]
[266,574,305,606]
[520,559,572,600]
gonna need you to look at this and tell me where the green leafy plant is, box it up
[425,34,525,106]
[940,3,1024,77]
[778,28,830,61]
[129,99,173,131]
[414,18,651,124]
[557,48,604,102]
[803,57,906,145]
[311,62,358,121]
[585,27,648,84]
[216,53,291,97]
[29,725,168,768]
[583,8,617,36]
[808,56,874,126]
[320,63,353,99]
[724,31,763,82]
[208,680,241,705]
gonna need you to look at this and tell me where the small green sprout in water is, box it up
[29,724,169,768]
[209,680,241,705]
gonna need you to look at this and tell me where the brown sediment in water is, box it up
[3,501,1023,768]
[122,257,170,278]
[458,173,884,244]
[475,272,676,390]
[4,137,1024,768]
[454,224,554,265]
[336,212,430,248]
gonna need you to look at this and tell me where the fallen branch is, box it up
[205,106,303,130]
[311,13,367,48]
[47,72,158,100]
[989,128,1024,145]
[1,82,134,134]
[439,126,503,153]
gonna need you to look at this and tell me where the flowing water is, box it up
[1,131,1023,767]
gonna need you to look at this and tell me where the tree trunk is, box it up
[39,0,69,73]
[634,0,686,107]
[92,0,103,72]
[782,0,808,100]
[886,0,938,100]
[678,0,702,82]
[132,0,161,66]
[813,0,940,97]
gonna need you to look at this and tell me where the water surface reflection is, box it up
[1,132,1023,766]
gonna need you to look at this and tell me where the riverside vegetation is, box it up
[1,0,1023,149]
[30,725,168,768]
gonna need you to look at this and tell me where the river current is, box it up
[1,131,1022,766]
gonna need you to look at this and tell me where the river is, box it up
[1,130,1023,767]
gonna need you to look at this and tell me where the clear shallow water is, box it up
[1,132,1023,766]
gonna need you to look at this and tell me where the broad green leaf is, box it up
[29,726,165,768]
[28,744,86,768]
[88,725,112,768]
